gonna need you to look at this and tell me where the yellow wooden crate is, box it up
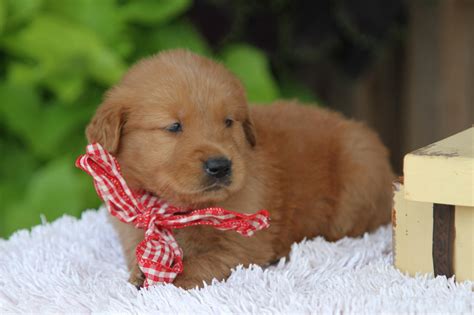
[393,127,473,282]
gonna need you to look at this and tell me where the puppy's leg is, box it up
[108,214,145,287]
[328,123,394,239]
[172,232,276,290]
[173,253,240,289]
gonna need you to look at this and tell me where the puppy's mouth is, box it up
[145,173,236,210]
[202,178,232,192]
[166,181,231,214]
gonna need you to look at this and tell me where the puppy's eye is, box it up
[165,122,182,133]
[225,118,234,128]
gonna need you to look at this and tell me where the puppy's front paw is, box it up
[173,276,202,290]
[128,264,145,289]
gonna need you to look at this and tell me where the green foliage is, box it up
[220,44,279,103]
[0,0,317,238]
[0,1,5,34]
[3,157,98,236]
[136,20,211,58]
[119,0,191,25]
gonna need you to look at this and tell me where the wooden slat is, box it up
[432,204,455,278]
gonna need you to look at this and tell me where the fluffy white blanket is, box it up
[0,208,472,314]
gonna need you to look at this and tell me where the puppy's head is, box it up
[86,50,256,208]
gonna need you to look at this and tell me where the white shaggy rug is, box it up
[0,208,472,314]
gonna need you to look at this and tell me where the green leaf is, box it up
[4,0,43,29]
[0,138,38,186]
[45,70,86,103]
[135,20,211,58]
[30,103,90,158]
[2,14,126,98]
[6,62,87,103]
[3,157,101,237]
[0,138,39,237]
[7,62,44,86]
[0,83,41,142]
[0,83,91,158]
[44,0,119,40]
[120,0,191,25]
[0,0,5,34]
[220,44,280,103]
[0,139,38,207]
[44,0,131,57]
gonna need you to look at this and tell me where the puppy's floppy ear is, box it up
[243,117,256,147]
[86,101,127,154]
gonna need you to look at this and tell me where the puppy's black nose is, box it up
[204,157,232,179]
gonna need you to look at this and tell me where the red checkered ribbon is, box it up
[75,143,270,287]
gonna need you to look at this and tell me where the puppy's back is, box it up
[250,101,393,246]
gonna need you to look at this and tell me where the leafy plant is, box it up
[0,0,316,238]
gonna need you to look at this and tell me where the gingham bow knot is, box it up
[75,143,270,287]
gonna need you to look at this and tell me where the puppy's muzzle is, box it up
[203,157,232,181]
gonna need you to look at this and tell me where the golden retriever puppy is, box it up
[86,49,394,289]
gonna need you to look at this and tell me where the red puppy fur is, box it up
[86,50,394,289]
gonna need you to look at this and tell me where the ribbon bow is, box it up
[75,143,270,287]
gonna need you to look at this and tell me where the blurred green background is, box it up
[0,0,325,237]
